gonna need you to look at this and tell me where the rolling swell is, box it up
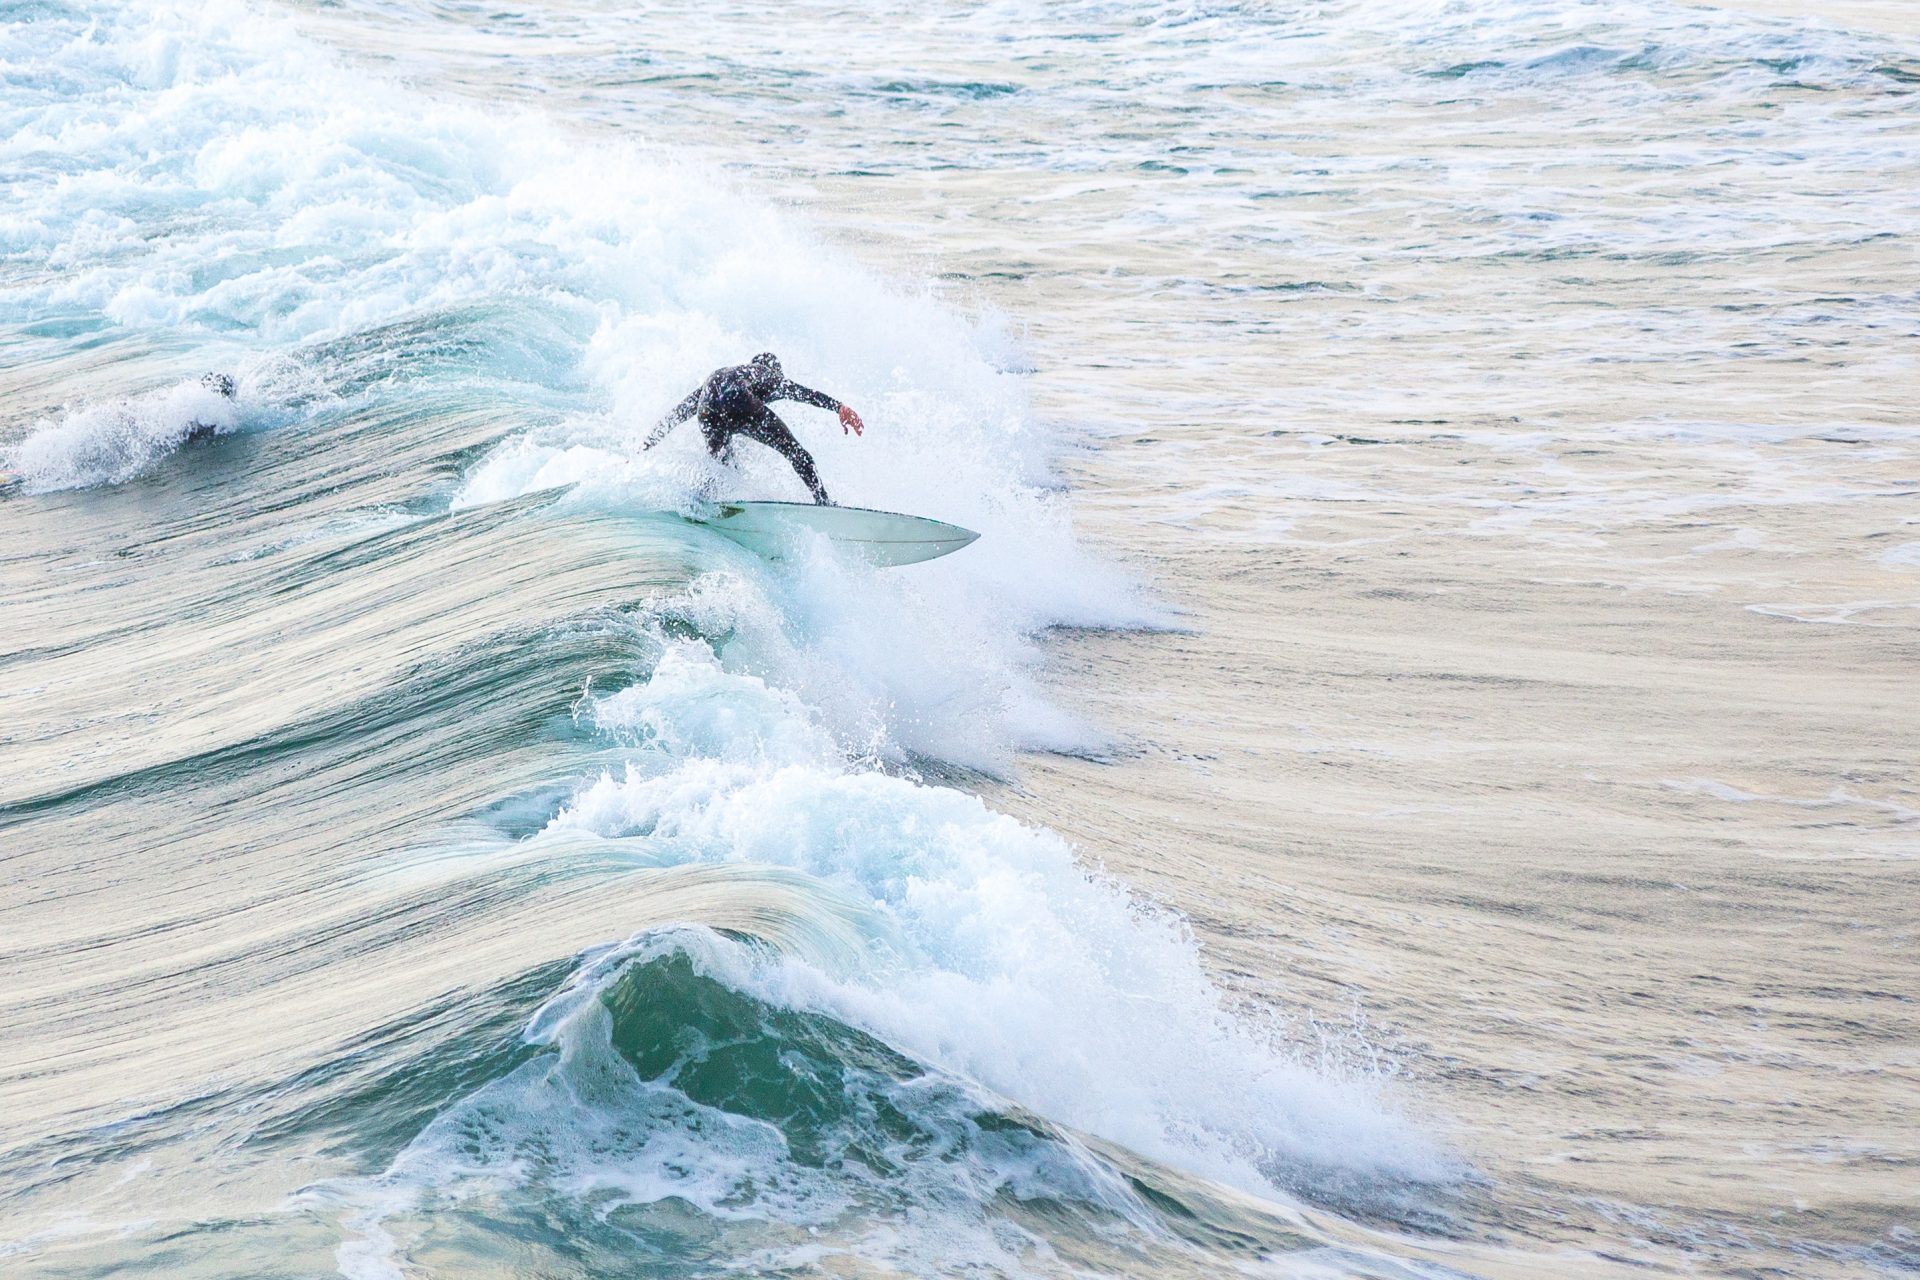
[306,932,1322,1280]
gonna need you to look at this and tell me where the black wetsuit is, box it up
[186,373,237,442]
[647,363,843,504]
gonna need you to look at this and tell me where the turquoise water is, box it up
[4,1,1916,1276]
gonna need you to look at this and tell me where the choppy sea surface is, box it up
[3,1,1916,1277]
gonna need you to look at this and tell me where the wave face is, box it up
[0,3,1449,1278]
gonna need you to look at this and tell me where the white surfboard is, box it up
[692,500,979,567]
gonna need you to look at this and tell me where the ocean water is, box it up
[2,1,1915,1277]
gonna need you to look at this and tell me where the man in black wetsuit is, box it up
[642,353,863,505]
[184,372,237,442]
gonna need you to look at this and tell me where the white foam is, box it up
[1663,776,1920,825]
[547,643,1449,1198]
[6,372,257,492]
[1746,600,1920,626]
[3,0,1163,756]
[8,3,1445,1256]
[317,924,1145,1278]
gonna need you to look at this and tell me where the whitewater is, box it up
[3,0,1916,1277]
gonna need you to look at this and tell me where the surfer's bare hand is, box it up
[839,405,864,437]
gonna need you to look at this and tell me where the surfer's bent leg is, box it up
[741,409,831,505]
[699,413,731,460]
[702,386,831,504]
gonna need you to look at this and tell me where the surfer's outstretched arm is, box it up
[642,387,702,450]
[770,379,864,436]
[768,379,839,412]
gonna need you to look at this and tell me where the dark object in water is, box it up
[187,371,237,441]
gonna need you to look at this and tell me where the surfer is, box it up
[642,353,864,505]
[184,372,237,442]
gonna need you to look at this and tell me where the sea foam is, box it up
[5,6,1445,1264]
[552,642,1448,1194]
